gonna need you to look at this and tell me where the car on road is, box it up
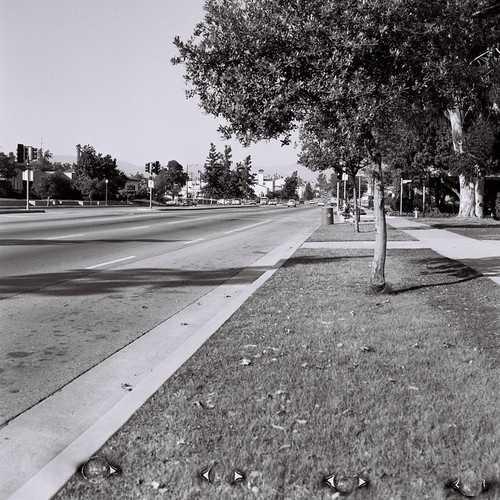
[317,201,325,206]
[309,200,316,205]
[268,200,278,206]
[287,199,297,207]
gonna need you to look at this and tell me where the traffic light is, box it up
[154,161,160,175]
[27,146,37,161]
[17,144,25,163]
[145,163,151,173]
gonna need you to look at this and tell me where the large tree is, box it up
[155,160,189,201]
[173,0,419,288]
[281,171,299,200]
[230,155,256,199]
[32,172,75,205]
[74,144,127,202]
[399,1,500,216]
[0,152,18,196]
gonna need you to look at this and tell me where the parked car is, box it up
[309,200,316,205]
[317,201,325,206]
[268,200,278,206]
[232,199,242,205]
[287,199,297,207]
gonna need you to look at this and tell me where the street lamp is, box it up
[105,179,109,206]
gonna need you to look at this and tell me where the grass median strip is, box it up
[57,226,500,499]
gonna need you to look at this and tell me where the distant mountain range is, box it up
[52,155,331,185]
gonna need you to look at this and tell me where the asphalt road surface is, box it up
[0,204,319,424]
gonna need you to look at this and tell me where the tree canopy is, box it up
[173,0,500,287]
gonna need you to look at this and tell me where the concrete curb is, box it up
[1,222,319,500]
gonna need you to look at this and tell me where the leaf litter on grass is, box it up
[55,242,500,499]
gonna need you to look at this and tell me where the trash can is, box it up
[322,206,334,225]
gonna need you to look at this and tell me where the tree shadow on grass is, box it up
[283,254,373,268]
[388,256,481,295]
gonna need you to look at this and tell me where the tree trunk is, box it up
[458,174,475,217]
[475,174,485,218]
[370,157,387,290]
[447,107,477,217]
[352,176,359,233]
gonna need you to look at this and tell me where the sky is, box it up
[0,0,301,171]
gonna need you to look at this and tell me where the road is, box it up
[0,205,319,424]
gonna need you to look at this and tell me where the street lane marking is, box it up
[85,256,136,269]
[169,216,210,224]
[224,219,271,234]
[48,234,85,240]
[182,238,205,245]
[124,225,150,230]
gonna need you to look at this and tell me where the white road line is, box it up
[182,238,205,245]
[85,256,135,269]
[124,225,150,230]
[47,234,85,240]
[224,219,271,234]
[169,216,209,224]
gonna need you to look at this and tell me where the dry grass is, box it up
[308,222,416,242]
[56,236,500,499]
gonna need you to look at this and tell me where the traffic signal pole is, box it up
[145,161,160,210]
[18,144,37,210]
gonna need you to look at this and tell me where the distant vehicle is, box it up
[165,200,177,206]
[287,199,296,207]
[231,199,241,205]
[317,201,325,206]
[309,200,316,205]
[268,200,277,206]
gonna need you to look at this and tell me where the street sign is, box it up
[148,179,154,188]
[342,173,348,181]
[402,179,412,184]
[22,170,33,182]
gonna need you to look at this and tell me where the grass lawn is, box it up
[309,222,416,242]
[56,229,500,499]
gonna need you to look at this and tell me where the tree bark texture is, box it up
[352,176,359,233]
[447,107,478,217]
[475,174,485,219]
[459,174,476,217]
[370,158,387,290]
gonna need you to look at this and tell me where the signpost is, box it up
[22,170,34,210]
[400,178,412,215]
[148,179,154,209]
[341,172,348,209]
